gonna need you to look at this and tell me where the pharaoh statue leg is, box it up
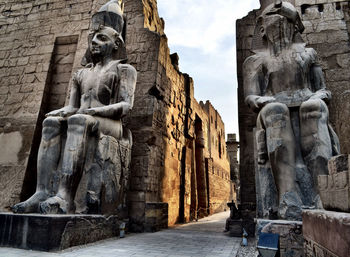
[40,114,98,214]
[12,117,63,213]
[300,99,334,193]
[257,103,302,218]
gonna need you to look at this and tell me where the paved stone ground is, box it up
[0,211,257,257]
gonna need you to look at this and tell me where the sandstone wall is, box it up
[208,161,234,213]
[156,31,193,225]
[195,101,234,216]
[303,210,350,257]
[124,0,166,230]
[236,9,260,208]
[226,134,239,200]
[237,0,350,212]
[199,101,233,214]
[126,0,234,226]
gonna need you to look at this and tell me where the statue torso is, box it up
[259,44,316,106]
[75,61,120,110]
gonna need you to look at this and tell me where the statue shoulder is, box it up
[107,60,137,76]
[117,63,137,81]
[243,53,265,70]
[116,63,137,100]
[117,63,137,74]
[72,67,89,84]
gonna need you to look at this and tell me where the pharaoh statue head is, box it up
[82,0,126,65]
[252,0,304,51]
[259,0,295,10]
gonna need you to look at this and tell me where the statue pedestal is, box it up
[226,218,243,237]
[225,203,256,237]
[256,219,303,257]
[0,212,122,251]
[303,210,350,257]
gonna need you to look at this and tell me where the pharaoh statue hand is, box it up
[46,106,78,117]
[245,95,276,112]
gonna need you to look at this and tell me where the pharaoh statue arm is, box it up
[46,74,80,117]
[243,55,275,112]
[309,61,331,102]
[83,64,137,119]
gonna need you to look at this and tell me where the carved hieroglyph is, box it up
[13,0,136,215]
[243,0,340,220]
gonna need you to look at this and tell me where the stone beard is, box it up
[243,1,340,220]
[12,1,136,215]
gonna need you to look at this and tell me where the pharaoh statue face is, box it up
[89,26,119,58]
[258,1,304,48]
[261,14,295,44]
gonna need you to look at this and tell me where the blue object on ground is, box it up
[257,232,279,257]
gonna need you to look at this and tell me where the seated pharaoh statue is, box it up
[243,0,340,220]
[12,0,136,215]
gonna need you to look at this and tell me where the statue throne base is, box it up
[75,131,132,215]
[0,133,132,251]
[0,212,122,251]
[253,107,321,221]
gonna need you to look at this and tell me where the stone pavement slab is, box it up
[0,211,248,257]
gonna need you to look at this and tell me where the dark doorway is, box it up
[179,147,187,223]
[20,36,79,200]
[218,134,222,158]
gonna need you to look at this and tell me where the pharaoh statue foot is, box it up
[12,191,48,213]
[40,196,69,214]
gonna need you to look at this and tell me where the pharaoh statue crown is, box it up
[259,0,295,10]
[91,0,125,41]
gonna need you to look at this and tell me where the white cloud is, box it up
[158,0,259,53]
[157,0,260,137]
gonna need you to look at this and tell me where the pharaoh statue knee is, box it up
[12,0,136,215]
[243,0,340,220]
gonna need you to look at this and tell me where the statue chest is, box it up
[80,70,119,105]
[264,54,311,93]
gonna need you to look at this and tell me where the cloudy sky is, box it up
[157,0,260,139]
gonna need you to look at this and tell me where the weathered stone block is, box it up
[75,133,132,215]
[144,202,168,232]
[328,154,348,175]
[0,212,121,251]
[319,154,350,212]
[228,219,243,237]
[303,210,350,257]
[315,19,347,33]
[336,53,350,68]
